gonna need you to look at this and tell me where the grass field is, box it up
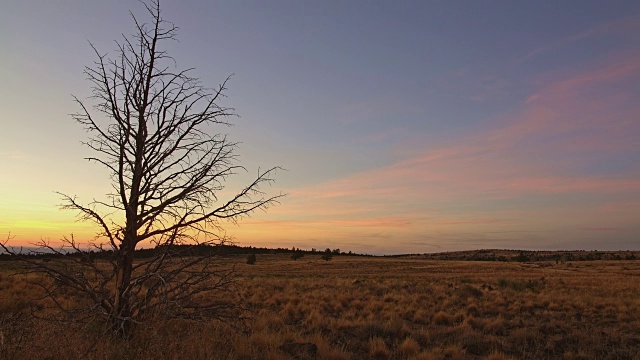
[1,254,639,359]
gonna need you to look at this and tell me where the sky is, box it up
[1,1,639,254]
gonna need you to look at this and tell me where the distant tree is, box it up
[321,249,333,261]
[514,252,530,262]
[291,252,304,261]
[1,0,280,338]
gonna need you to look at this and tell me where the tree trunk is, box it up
[112,236,136,337]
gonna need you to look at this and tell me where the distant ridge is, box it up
[412,249,640,262]
[2,244,639,262]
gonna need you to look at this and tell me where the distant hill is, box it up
[414,249,639,262]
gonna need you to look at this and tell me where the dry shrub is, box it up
[466,303,479,316]
[458,329,491,356]
[433,311,454,326]
[383,316,409,340]
[282,302,304,324]
[256,310,286,331]
[398,337,421,357]
[486,350,515,360]
[3,257,640,359]
[322,349,351,360]
[483,316,508,335]
[250,331,282,350]
[407,352,439,360]
[412,309,431,325]
[413,328,430,347]
[453,310,466,324]
[497,278,541,292]
[457,284,483,300]
[369,336,391,359]
[547,302,561,311]
[463,315,485,331]
[441,344,466,360]
[382,293,397,303]
[508,327,540,351]
[303,308,324,328]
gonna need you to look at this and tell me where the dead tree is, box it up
[1,0,280,337]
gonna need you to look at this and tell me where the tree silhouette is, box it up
[2,0,280,337]
[321,249,333,261]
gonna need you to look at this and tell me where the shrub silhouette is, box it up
[321,249,333,261]
[247,254,257,265]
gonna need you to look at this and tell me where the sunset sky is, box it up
[1,1,639,254]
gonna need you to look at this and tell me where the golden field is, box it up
[1,254,639,359]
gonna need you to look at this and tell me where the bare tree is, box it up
[1,0,280,337]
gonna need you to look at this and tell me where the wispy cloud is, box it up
[234,50,640,252]
[515,16,640,65]
[0,151,26,160]
[583,227,618,232]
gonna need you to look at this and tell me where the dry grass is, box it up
[1,255,640,359]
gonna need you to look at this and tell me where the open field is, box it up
[1,255,639,359]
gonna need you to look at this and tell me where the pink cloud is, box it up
[503,177,640,195]
[235,47,640,252]
[305,54,637,196]
[476,52,640,172]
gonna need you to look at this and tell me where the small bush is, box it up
[497,278,540,292]
[246,254,257,265]
[457,284,483,299]
[321,250,333,261]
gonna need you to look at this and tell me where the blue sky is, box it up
[1,1,639,254]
